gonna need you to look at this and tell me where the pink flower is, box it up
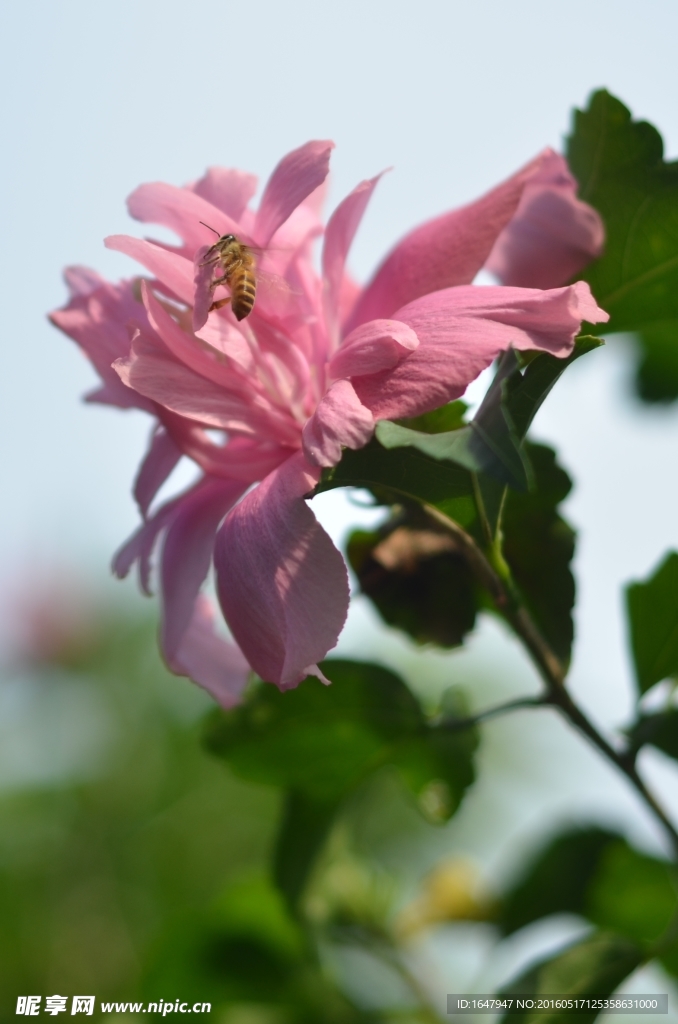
[50,142,607,702]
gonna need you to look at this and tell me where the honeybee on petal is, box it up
[198,223,257,321]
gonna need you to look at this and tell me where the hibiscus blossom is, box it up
[50,142,607,704]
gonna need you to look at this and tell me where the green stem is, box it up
[438,695,548,731]
[427,505,678,860]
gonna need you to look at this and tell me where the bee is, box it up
[199,222,257,321]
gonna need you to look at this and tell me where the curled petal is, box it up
[353,282,609,420]
[302,380,374,467]
[346,150,551,330]
[329,319,419,378]
[322,172,386,339]
[134,426,182,518]
[485,150,605,288]
[254,140,335,247]
[193,246,217,332]
[167,596,251,709]
[215,453,349,687]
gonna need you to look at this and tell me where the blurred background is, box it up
[2,0,678,1018]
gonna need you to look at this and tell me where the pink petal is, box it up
[346,150,552,331]
[329,319,419,378]
[190,167,258,221]
[485,150,605,288]
[195,314,255,375]
[50,277,154,412]
[167,596,251,709]
[161,413,294,482]
[302,380,374,467]
[126,181,241,253]
[192,247,217,332]
[141,281,245,392]
[353,282,608,420]
[113,341,279,438]
[159,477,247,664]
[63,265,106,297]
[254,140,334,247]
[112,496,178,595]
[322,172,385,339]
[105,235,195,305]
[215,453,349,687]
[134,426,182,518]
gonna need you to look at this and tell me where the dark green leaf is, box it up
[499,933,643,1024]
[567,90,678,400]
[205,659,477,818]
[626,551,678,693]
[500,826,678,982]
[274,792,340,913]
[316,437,477,527]
[346,512,477,649]
[634,320,678,403]
[627,708,678,761]
[586,842,677,948]
[502,444,576,662]
[499,827,620,936]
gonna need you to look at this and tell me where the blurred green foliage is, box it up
[0,604,281,1017]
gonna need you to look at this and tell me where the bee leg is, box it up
[209,297,232,312]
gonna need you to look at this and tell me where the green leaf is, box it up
[499,933,643,1024]
[204,659,477,816]
[341,443,574,659]
[273,792,340,913]
[586,842,677,949]
[498,827,620,936]
[501,444,576,662]
[567,90,678,400]
[626,551,678,694]
[346,513,477,649]
[374,339,602,494]
[316,437,477,527]
[395,399,468,433]
[635,320,678,403]
[500,826,678,982]
[627,708,678,761]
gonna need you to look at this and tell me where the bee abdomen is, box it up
[231,268,256,321]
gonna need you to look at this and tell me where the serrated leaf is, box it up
[626,551,678,694]
[567,90,678,401]
[499,827,620,936]
[499,933,643,1024]
[346,515,477,648]
[502,444,576,662]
